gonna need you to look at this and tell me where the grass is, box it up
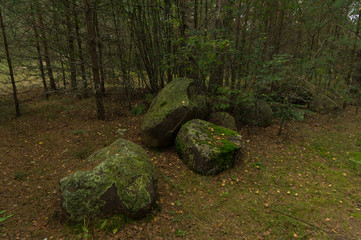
[1,88,361,239]
[158,115,361,239]
[0,210,13,234]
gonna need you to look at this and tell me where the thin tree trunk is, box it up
[209,0,224,90]
[346,9,361,85]
[94,11,105,96]
[194,0,198,29]
[83,0,105,120]
[74,6,88,98]
[231,0,242,89]
[165,0,173,83]
[29,0,49,100]
[204,0,208,32]
[60,58,66,90]
[64,0,78,92]
[37,9,57,92]
[0,8,20,117]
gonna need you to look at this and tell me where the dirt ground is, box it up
[1,92,361,240]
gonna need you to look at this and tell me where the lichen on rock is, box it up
[59,138,158,222]
[175,119,242,175]
[141,78,208,148]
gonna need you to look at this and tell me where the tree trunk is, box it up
[29,0,49,100]
[0,8,20,117]
[94,11,105,95]
[165,0,173,83]
[194,0,198,29]
[74,6,88,98]
[37,9,57,92]
[346,9,361,85]
[64,0,78,93]
[83,0,105,120]
[209,0,224,90]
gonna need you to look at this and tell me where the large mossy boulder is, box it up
[236,101,273,127]
[309,94,341,114]
[59,138,158,222]
[142,78,208,148]
[175,119,242,175]
[208,112,237,131]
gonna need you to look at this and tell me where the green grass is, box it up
[159,117,361,239]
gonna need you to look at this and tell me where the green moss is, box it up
[176,119,242,175]
[212,124,238,136]
[60,138,157,222]
[175,138,186,156]
[212,140,238,169]
[142,78,194,129]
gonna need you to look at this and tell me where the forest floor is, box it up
[1,90,361,240]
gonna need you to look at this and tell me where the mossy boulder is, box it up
[309,94,341,114]
[59,138,158,222]
[175,119,242,175]
[141,78,207,148]
[236,101,273,127]
[208,112,237,131]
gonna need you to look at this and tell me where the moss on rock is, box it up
[60,138,158,222]
[208,112,237,131]
[141,78,208,148]
[175,119,242,175]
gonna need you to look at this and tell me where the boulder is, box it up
[59,138,158,222]
[208,112,237,131]
[141,78,207,148]
[175,119,242,175]
[236,101,273,127]
[309,94,341,114]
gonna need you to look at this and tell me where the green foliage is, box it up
[166,35,232,83]
[14,172,26,180]
[72,129,87,136]
[0,210,13,223]
[98,214,132,234]
[74,218,91,240]
[0,210,13,233]
[131,104,147,116]
[175,229,189,237]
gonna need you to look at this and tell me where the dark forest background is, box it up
[0,0,360,120]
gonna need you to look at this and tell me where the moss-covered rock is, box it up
[236,101,273,127]
[208,112,237,131]
[309,94,341,114]
[175,119,242,175]
[59,138,158,222]
[141,78,208,148]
